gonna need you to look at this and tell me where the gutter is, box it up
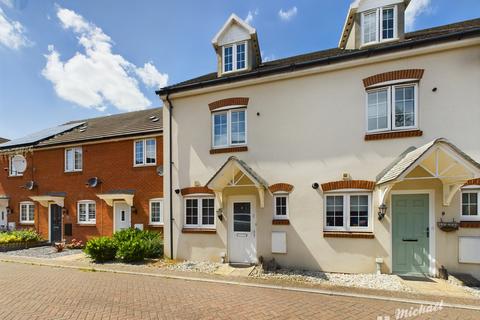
[157,27,480,96]
[166,94,174,259]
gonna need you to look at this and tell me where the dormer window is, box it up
[223,42,247,73]
[361,6,397,45]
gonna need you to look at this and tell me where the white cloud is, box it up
[245,9,259,25]
[0,0,13,8]
[0,7,30,49]
[278,6,298,21]
[42,7,168,112]
[261,51,276,62]
[405,0,432,31]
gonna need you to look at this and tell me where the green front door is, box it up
[392,194,430,275]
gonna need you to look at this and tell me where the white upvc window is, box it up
[222,41,248,73]
[8,156,23,177]
[78,200,96,224]
[184,197,215,228]
[273,194,289,220]
[361,6,397,45]
[149,199,164,225]
[324,193,372,232]
[366,83,418,133]
[212,109,247,148]
[134,138,156,166]
[461,190,479,221]
[20,201,35,224]
[65,147,82,172]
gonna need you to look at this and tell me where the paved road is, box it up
[0,262,478,320]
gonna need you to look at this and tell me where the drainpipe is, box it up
[166,93,174,259]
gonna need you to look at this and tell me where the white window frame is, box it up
[361,6,398,46]
[273,193,289,220]
[19,201,35,224]
[149,198,164,226]
[460,189,480,221]
[77,200,96,224]
[222,41,248,74]
[324,192,372,232]
[65,147,83,172]
[183,196,216,229]
[8,156,23,177]
[211,108,247,148]
[133,138,157,167]
[366,83,418,133]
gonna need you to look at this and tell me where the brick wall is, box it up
[0,136,163,242]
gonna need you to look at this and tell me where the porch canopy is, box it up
[0,195,9,207]
[30,192,66,207]
[97,189,135,207]
[376,138,480,206]
[206,156,269,208]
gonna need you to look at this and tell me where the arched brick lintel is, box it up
[363,69,424,88]
[181,187,214,196]
[208,97,249,111]
[268,183,294,193]
[321,180,376,192]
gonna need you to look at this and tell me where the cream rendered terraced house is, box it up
[157,0,480,278]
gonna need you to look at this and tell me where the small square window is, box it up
[461,191,479,220]
[78,201,96,224]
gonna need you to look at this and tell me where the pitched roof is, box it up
[158,18,480,95]
[38,108,162,147]
[0,108,162,151]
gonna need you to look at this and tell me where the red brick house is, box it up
[0,108,163,243]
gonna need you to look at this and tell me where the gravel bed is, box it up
[162,260,221,273]
[251,267,412,292]
[2,246,83,259]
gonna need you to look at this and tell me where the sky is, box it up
[0,0,479,139]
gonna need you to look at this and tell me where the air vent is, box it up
[78,125,88,132]
[150,117,159,122]
[149,115,156,120]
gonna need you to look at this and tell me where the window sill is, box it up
[460,221,480,228]
[133,164,157,168]
[323,231,374,239]
[365,129,423,141]
[272,219,290,225]
[64,170,82,174]
[149,224,164,227]
[210,146,248,154]
[19,222,35,225]
[182,228,216,234]
[7,175,24,178]
[77,223,96,226]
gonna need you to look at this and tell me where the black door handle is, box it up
[402,238,418,242]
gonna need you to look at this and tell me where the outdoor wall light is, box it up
[312,182,319,189]
[6,207,12,215]
[62,208,68,216]
[217,208,223,221]
[174,189,180,194]
[131,206,137,214]
[378,204,387,220]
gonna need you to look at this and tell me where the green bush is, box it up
[116,239,145,262]
[113,228,142,244]
[142,232,163,258]
[84,237,117,262]
[0,229,43,244]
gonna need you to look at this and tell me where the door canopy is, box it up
[206,156,269,208]
[30,192,66,207]
[97,190,135,207]
[376,138,480,206]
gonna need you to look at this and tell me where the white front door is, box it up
[0,205,7,230]
[228,196,257,264]
[114,202,131,232]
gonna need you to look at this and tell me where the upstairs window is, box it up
[134,138,156,166]
[361,6,397,45]
[65,147,82,172]
[462,190,479,221]
[366,84,417,133]
[223,42,248,73]
[212,109,247,148]
[8,156,23,177]
[20,202,35,224]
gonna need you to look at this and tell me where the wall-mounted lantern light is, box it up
[378,204,387,220]
[217,208,223,221]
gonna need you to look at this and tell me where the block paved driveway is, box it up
[0,262,478,320]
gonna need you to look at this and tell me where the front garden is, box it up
[0,229,46,251]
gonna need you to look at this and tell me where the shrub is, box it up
[116,239,145,262]
[0,229,43,244]
[66,238,84,249]
[84,237,117,262]
[113,228,142,244]
[54,242,66,252]
[141,231,163,258]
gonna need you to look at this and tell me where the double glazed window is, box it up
[223,42,247,73]
[134,138,156,166]
[8,156,23,177]
[149,199,164,225]
[367,84,417,133]
[78,201,96,224]
[20,202,35,224]
[212,109,247,148]
[461,191,479,220]
[184,197,215,228]
[361,6,396,45]
[274,195,289,220]
[65,147,82,172]
[324,194,371,231]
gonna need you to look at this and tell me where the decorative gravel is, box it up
[2,246,83,259]
[463,287,480,298]
[251,268,412,292]
[163,260,222,273]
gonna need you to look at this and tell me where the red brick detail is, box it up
[321,180,376,192]
[208,97,249,111]
[210,146,248,154]
[272,219,290,225]
[269,183,294,193]
[180,187,214,196]
[362,69,424,88]
[465,178,480,186]
[460,221,480,228]
[323,232,375,239]
[365,130,423,141]
[181,228,217,234]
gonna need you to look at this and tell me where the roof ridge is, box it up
[64,107,162,125]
